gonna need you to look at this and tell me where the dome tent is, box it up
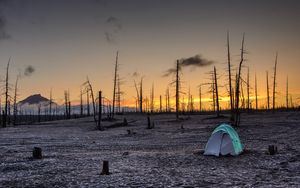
[204,123,243,156]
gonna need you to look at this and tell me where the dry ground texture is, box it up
[0,111,300,187]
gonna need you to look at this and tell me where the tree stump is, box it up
[123,118,128,126]
[147,116,151,129]
[33,147,42,159]
[268,145,278,155]
[100,160,110,175]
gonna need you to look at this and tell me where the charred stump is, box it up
[100,160,110,175]
[123,118,128,126]
[268,145,278,155]
[33,147,42,159]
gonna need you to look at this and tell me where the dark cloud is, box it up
[0,0,11,40]
[132,71,140,77]
[24,65,35,76]
[0,17,10,40]
[163,67,180,77]
[104,32,114,43]
[104,16,122,43]
[180,55,213,67]
[163,54,214,77]
[106,16,122,31]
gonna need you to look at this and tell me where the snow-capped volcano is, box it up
[18,94,50,106]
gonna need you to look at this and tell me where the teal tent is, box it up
[204,123,243,156]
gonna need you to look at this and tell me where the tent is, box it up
[204,123,243,156]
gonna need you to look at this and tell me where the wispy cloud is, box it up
[104,16,122,43]
[0,0,11,40]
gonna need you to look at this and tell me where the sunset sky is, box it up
[0,0,299,108]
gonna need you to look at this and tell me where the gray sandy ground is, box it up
[0,111,300,187]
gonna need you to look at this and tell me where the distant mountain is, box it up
[18,94,54,106]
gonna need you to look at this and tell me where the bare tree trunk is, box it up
[87,89,90,116]
[3,58,10,127]
[64,91,69,119]
[255,73,258,110]
[187,87,191,113]
[241,80,245,109]
[234,33,245,127]
[227,31,234,115]
[167,87,170,112]
[286,76,288,109]
[191,95,194,113]
[68,101,71,119]
[98,91,102,130]
[266,71,270,110]
[272,52,278,111]
[0,97,2,126]
[214,66,220,117]
[159,95,162,113]
[212,74,215,112]
[139,78,143,113]
[134,80,140,113]
[8,100,11,125]
[118,77,122,113]
[199,85,202,112]
[175,60,180,120]
[13,76,19,125]
[49,89,52,119]
[150,83,154,113]
[80,88,83,116]
[247,68,250,112]
[112,51,119,118]
[86,79,97,122]
[38,104,41,123]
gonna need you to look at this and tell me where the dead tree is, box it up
[112,51,119,118]
[234,33,245,127]
[246,68,250,111]
[49,88,53,119]
[175,60,180,120]
[241,80,245,109]
[13,75,19,125]
[84,78,97,123]
[68,101,71,118]
[64,90,69,118]
[116,75,121,113]
[80,87,83,116]
[187,87,191,113]
[211,74,215,112]
[3,58,11,127]
[214,66,220,117]
[159,95,162,112]
[227,31,234,114]
[87,89,90,116]
[190,95,194,113]
[150,83,154,113]
[134,80,139,113]
[272,52,278,111]
[134,77,143,113]
[8,100,11,125]
[98,91,103,130]
[199,85,202,112]
[165,87,170,112]
[139,78,143,113]
[286,76,289,109]
[266,71,270,110]
[0,97,2,125]
[255,73,258,110]
[38,104,41,123]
